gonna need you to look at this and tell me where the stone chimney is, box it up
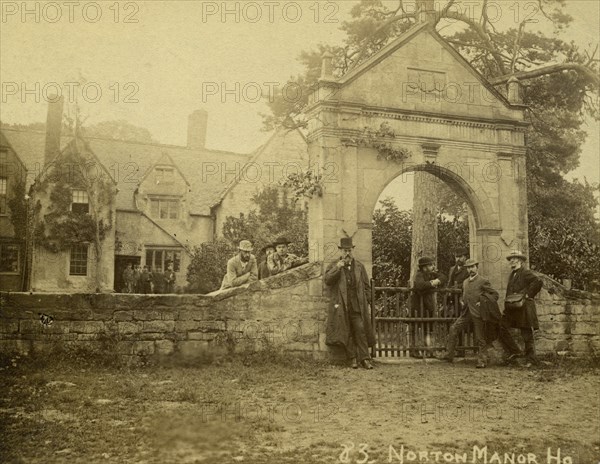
[187,109,208,149]
[44,95,64,165]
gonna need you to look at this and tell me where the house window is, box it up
[149,198,179,219]
[0,177,6,215]
[69,243,89,276]
[0,243,20,273]
[155,167,174,184]
[71,189,89,214]
[145,248,181,272]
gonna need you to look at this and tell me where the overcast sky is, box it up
[1,0,598,203]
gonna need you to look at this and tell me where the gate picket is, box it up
[371,285,475,358]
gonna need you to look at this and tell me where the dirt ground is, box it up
[1,353,599,464]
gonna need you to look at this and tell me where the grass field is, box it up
[1,349,599,464]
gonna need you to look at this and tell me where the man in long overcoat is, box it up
[325,237,375,369]
[502,250,543,365]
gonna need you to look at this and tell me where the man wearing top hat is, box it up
[440,258,499,368]
[324,237,375,369]
[220,240,258,290]
[267,236,308,276]
[502,250,543,365]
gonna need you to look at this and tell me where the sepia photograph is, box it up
[0,0,599,462]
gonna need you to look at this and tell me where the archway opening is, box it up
[371,164,482,287]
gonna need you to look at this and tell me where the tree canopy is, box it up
[262,0,600,289]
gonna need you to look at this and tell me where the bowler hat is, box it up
[338,237,355,249]
[464,258,479,267]
[238,240,254,252]
[260,243,275,253]
[273,236,291,246]
[454,248,469,257]
[418,257,434,267]
[506,250,527,261]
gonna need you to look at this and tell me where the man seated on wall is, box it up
[267,236,309,276]
[220,240,258,290]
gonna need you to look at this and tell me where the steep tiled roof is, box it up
[1,128,250,214]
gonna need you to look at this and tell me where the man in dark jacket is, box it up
[410,257,447,356]
[440,258,498,368]
[502,250,543,365]
[325,237,375,370]
[445,248,469,316]
[140,266,152,294]
[164,262,176,293]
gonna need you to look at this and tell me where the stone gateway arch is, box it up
[305,21,529,294]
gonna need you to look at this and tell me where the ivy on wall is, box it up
[32,140,114,255]
[279,169,323,202]
[356,122,412,164]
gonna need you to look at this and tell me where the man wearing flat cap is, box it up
[325,237,375,369]
[220,240,258,290]
[267,236,308,276]
[502,250,543,365]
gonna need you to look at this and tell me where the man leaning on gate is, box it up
[324,237,375,370]
[410,256,447,357]
[439,258,501,368]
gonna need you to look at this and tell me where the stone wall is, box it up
[534,274,600,355]
[0,262,334,364]
[0,265,598,363]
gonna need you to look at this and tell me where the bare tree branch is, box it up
[443,9,507,74]
[510,22,527,74]
[490,63,600,86]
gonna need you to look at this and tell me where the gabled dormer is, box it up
[137,152,190,221]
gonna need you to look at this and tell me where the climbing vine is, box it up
[279,169,324,202]
[355,122,412,163]
[7,178,27,238]
[32,140,114,255]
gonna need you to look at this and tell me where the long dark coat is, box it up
[324,259,376,349]
[503,267,543,329]
[411,269,447,316]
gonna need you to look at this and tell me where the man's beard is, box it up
[241,254,249,262]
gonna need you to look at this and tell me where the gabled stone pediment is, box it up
[324,22,523,123]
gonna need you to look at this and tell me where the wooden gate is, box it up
[370,282,476,358]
